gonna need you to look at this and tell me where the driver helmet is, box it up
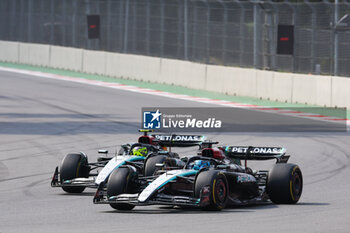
[131,146,148,157]
[192,160,211,170]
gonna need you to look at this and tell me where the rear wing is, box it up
[223,146,288,161]
[152,134,206,147]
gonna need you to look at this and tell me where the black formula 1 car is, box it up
[94,144,303,210]
[51,130,205,194]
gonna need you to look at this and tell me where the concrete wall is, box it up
[0,41,19,63]
[50,46,83,72]
[0,40,349,108]
[292,74,332,106]
[82,50,106,75]
[161,59,207,90]
[271,72,294,103]
[19,43,51,67]
[206,65,257,97]
[332,77,350,108]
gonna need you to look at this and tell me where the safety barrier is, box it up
[0,41,348,108]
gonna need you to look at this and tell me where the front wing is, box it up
[93,182,211,207]
[51,166,98,189]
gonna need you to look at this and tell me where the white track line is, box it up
[1,66,348,127]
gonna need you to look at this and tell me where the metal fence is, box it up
[1,0,350,76]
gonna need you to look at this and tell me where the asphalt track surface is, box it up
[1,70,350,233]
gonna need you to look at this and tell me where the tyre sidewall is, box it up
[107,167,136,210]
[267,163,303,204]
[144,155,167,176]
[107,167,130,197]
[195,170,228,210]
[60,153,89,193]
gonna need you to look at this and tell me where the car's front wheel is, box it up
[60,153,90,193]
[107,167,136,210]
[194,170,228,210]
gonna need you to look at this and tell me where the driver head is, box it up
[131,146,148,157]
[192,160,211,170]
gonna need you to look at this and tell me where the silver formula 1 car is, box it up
[94,143,303,211]
[51,130,206,194]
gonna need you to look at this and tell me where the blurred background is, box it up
[1,0,350,76]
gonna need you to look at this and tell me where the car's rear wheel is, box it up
[194,170,228,210]
[267,163,303,204]
[144,155,167,176]
[60,153,90,193]
[107,167,135,210]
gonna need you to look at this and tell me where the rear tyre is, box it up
[267,163,303,204]
[97,156,113,162]
[107,167,135,210]
[60,153,90,193]
[194,170,228,210]
[144,155,167,176]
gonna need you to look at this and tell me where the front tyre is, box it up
[60,153,90,193]
[267,163,303,204]
[107,167,135,210]
[194,170,228,210]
